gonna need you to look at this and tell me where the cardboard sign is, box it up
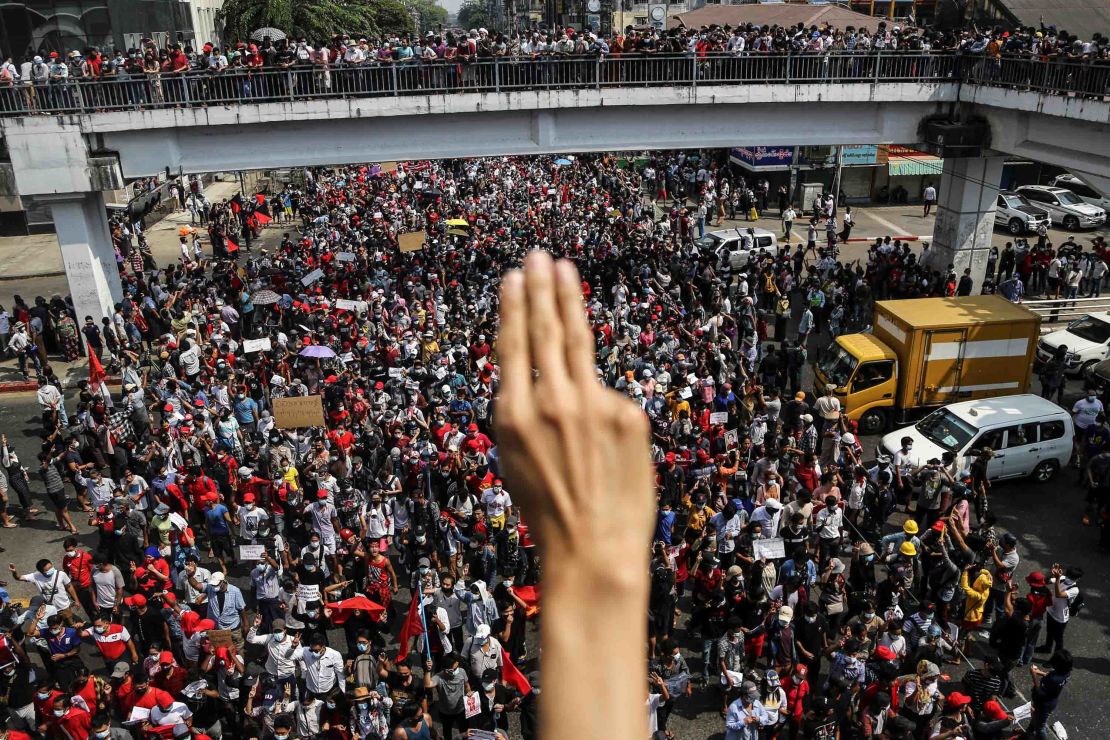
[272,395,326,429]
[335,299,367,313]
[753,537,786,561]
[301,268,325,286]
[207,629,235,649]
[398,231,425,253]
[296,584,321,603]
[242,338,272,353]
[388,367,405,379]
[239,545,266,561]
[709,412,729,425]
[380,161,399,174]
[463,691,482,719]
[336,251,357,262]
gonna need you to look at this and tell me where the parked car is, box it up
[994,190,1051,234]
[1050,174,1110,212]
[880,394,1072,483]
[1016,185,1107,230]
[1083,356,1110,393]
[1036,312,1110,375]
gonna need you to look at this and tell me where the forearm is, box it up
[541,573,649,740]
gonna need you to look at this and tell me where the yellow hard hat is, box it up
[900,541,918,557]
[903,520,919,535]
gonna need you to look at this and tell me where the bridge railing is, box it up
[0,51,1100,116]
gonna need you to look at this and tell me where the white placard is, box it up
[168,512,189,531]
[709,412,729,425]
[336,251,357,262]
[753,537,786,561]
[434,367,448,380]
[463,691,482,719]
[242,338,272,353]
[1012,702,1032,722]
[127,707,150,723]
[476,356,488,369]
[238,545,266,561]
[388,367,405,379]
[686,373,698,385]
[301,268,325,286]
[296,584,321,603]
[678,387,692,400]
[335,299,367,312]
[415,180,424,190]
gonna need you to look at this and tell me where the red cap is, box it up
[375,381,384,390]
[325,375,338,383]
[163,403,174,412]
[492,478,502,486]
[665,452,676,463]
[159,650,174,664]
[242,492,255,503]
[1026,571,1047,588]
[316,490,328,498]
[874,645,897,660]
[468,423,479,432]
[931,520,946,532]
[196,619,216,632]
[124,594,147,607]
[982,700,1008,721]
[946,692,972,709]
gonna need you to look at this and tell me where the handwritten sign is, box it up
[753,537,786,561]
[388,367,405,379]
[272,395,325,429]
[678,387,692,400]
[242,338,272,353]
[206,629,234,649]
[709,412,729,425]
[296,584,321,603]
[126,707,150,724]
[398,231,425,253]
[335,299,367,313]
[463,691,482,719]
[239,545,266,561]
[301,268,325,286]
[336,251,357,262]
[168,512,189,531]
[1012,702,1032,723]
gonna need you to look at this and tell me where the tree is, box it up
[456,0,494,31]
[408,0,449,32]
[216,0,413,44]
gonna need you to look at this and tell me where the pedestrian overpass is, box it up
[1,52,1108,328]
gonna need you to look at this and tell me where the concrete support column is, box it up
[47,193,123,329]
[922,156,1005,292]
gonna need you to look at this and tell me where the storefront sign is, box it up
[730,147,795,171]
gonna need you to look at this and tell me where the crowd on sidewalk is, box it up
[0,151,1095,740]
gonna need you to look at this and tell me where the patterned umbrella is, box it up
[299,345,336,359]
[251,289,281,305]
[250,27,287,42]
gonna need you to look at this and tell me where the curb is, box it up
[0,270,67,282]
[0,375,120,395]
[842,235,931,243]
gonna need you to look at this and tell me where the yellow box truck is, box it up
[813,296,1041,435]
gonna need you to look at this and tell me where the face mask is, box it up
[94,626,108,634]
[310,541,321,549]
[904,445,913,452]
[272,630,285,641]
[53,709,66,717]
[325,701,336,709]
[305,565,318,573]
[245,503,254,510]
[38,691,52,700]
[805,616,817,623]
[65,550,77,558]
[307,610,318,619]
[483,681,497,691]
[43,567,56,577]
[501,580,512,588]
[312,648,324,658]
[418,567,429,575]
[94,731,111,739]
[863,612,876,621]
[275,735,289,740]
[416,536,427,544]
[51,627,64,636]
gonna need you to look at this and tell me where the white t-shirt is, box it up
[481,489,512,518]
[647,693,662,736]
[21,569,72,610]
[1072,397,1104,430]
[924,186,937,201]
[1047,579,1080,623]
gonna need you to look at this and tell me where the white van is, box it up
[698,227,778,270]
[880,394,1073,483]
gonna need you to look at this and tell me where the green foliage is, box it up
[216,0,419,44]
[456,0,494,31]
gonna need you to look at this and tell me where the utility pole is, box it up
[831,145,844,207]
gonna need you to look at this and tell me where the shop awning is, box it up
[888,155,944,177]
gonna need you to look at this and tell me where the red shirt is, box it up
[50,706,91,740]
[91,623,132,661]
[64,550,94,588]
[73,676,99,714]
[33,689,64,724]
[186,475,219,510]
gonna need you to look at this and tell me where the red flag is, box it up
[230,200,241,214]
[225,234,239,254]
[395,595,425,661]
[502,656,532,695]
[88,342,106,387]
[326,596,385,625]
[252,210,272,225]
[514,585,541,618]
[255,193,266,205]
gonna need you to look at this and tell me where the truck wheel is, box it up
[1063,215,1080,231]
[858,409,887,435]
[1031,460,1059,483]
[1008,218,1024,235]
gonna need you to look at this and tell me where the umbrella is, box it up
[251,289,281,305]
[250,27,286,42]
[326,596,386,624]
[299,345,336,359]
[554,158,572,166]
[446,218,469,227]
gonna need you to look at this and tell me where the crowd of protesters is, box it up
[0,19,1108,112]
[0,150,1094,740]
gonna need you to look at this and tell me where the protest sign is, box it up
[207,629,234,649]
[168,512,189,531]
[242,338,272,353]
[753,537,786,561]
[273,396,325,429]
[126,707,150,724]
[296,584,321,603]
[239,545,266,561]
[335,299,367,313]
[463,692,482,719]
[709,412,729,425]
[301,268,325,286]
[336,251,357,262]
[388,367,405,378]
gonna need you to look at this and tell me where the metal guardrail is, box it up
[0,52,1102,116]
[0,51,986,116]
[1024,295,1110,327]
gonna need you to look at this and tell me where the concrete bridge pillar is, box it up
[44,193,124,329]
[922,156,1006,292]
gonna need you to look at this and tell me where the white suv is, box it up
[1016,185,1107,230]
[1050,174,1110,213]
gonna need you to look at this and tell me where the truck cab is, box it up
[815,334,898,435]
